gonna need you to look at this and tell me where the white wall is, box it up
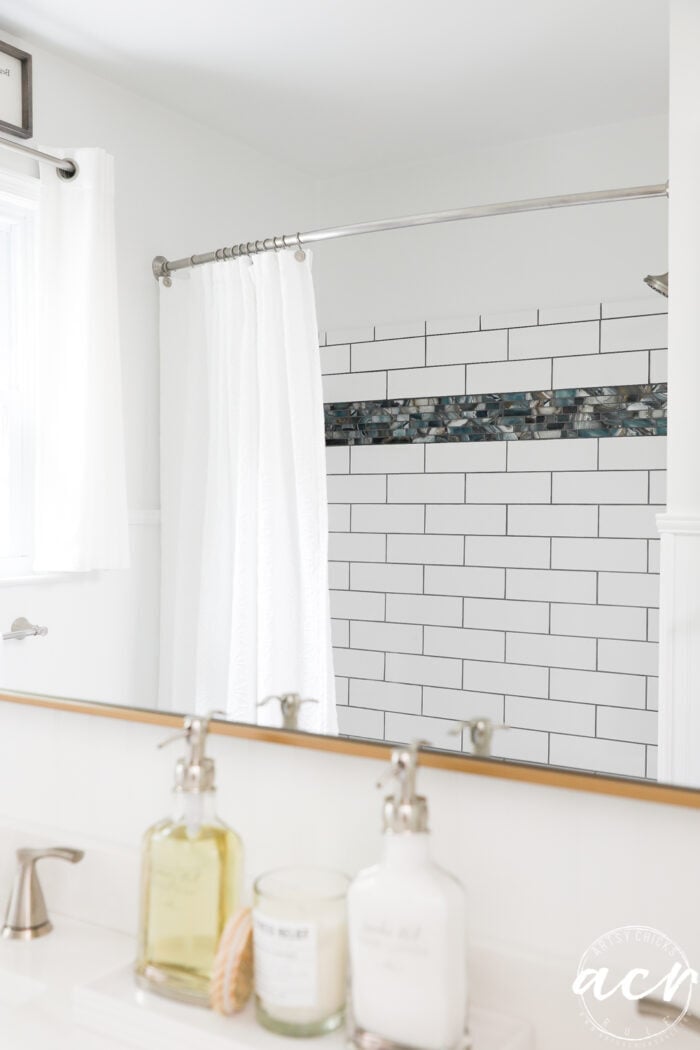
[0,28,317,706]
[0,698,698,1050]
[312,115,668,330]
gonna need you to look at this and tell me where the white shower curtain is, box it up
[160,251,337,734]
[33,148,129,571]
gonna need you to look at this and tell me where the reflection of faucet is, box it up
[2,617,48,641]
[257,693,319,731]
[450,718,511,758]
[3,847,84,940]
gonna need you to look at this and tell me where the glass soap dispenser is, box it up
[136,713,243,1005]
[347,742,468,1050]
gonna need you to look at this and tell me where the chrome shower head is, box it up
[644,272,669,298]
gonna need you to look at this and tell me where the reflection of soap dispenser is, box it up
[136,714,243,1005]
[348,742,468,1050]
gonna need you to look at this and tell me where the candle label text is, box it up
[253,911,319,1009]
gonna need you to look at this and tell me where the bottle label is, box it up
[253,911,318,1008]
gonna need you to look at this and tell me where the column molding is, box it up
[660,0,700,785]
[658,517,700,785]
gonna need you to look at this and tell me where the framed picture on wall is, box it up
[0,41,32,139]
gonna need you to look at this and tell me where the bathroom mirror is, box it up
[0,0,676,793]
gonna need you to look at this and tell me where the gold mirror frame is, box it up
[2,690,699,809]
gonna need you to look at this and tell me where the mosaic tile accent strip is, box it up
[325,384,667,445]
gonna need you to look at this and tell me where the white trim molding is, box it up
[657,515,700,536]
[657,517,700,786]
[661,1,700,787]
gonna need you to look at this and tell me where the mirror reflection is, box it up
[0,2,671,785]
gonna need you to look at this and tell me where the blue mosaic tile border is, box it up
[325,384,667,445]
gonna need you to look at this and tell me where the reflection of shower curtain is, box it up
[159,251,337,734]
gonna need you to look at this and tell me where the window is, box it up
[0,171,38,578]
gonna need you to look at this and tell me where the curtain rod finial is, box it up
[152,256,172,287]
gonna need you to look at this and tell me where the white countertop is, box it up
[0,915,134,1050]
[0,914,532,1050]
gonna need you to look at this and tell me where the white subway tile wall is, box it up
[508,320,599,360]
[650,349,668,383]
[351,336,425,372]
[427,329,507,366]
[467,357,552,395]
[320,344,350,375]
[322,369,387,403]
[553,350,649,388]
[324,300,666,777]
[388,364,465,399]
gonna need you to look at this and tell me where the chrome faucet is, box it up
[2,847,84,940]
[257,692,319,730]
[450,718,511,758]
[2,617,48,642]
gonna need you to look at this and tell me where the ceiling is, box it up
[0,0,669,177]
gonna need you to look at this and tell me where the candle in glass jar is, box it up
[253,866,349,1037]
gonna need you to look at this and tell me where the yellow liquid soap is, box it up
[136,797,243,1004]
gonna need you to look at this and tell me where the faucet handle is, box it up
[3,846,85,940]
[16,847,84,865]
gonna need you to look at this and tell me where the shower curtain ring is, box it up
[294,233,306,262]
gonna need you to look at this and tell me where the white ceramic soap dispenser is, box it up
[347,742,468,1050]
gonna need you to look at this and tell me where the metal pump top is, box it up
[377,740,429,834]
[159,712,222,793]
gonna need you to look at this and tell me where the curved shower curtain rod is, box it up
[152,180,668,287]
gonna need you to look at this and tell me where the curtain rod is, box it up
[152,181,668,287]
[0,134,77,177]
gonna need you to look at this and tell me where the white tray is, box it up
[73,965,533,1050]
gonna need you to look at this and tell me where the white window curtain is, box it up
[33,147,129,572]
[0,170,38,577]
[159,251,337,734]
